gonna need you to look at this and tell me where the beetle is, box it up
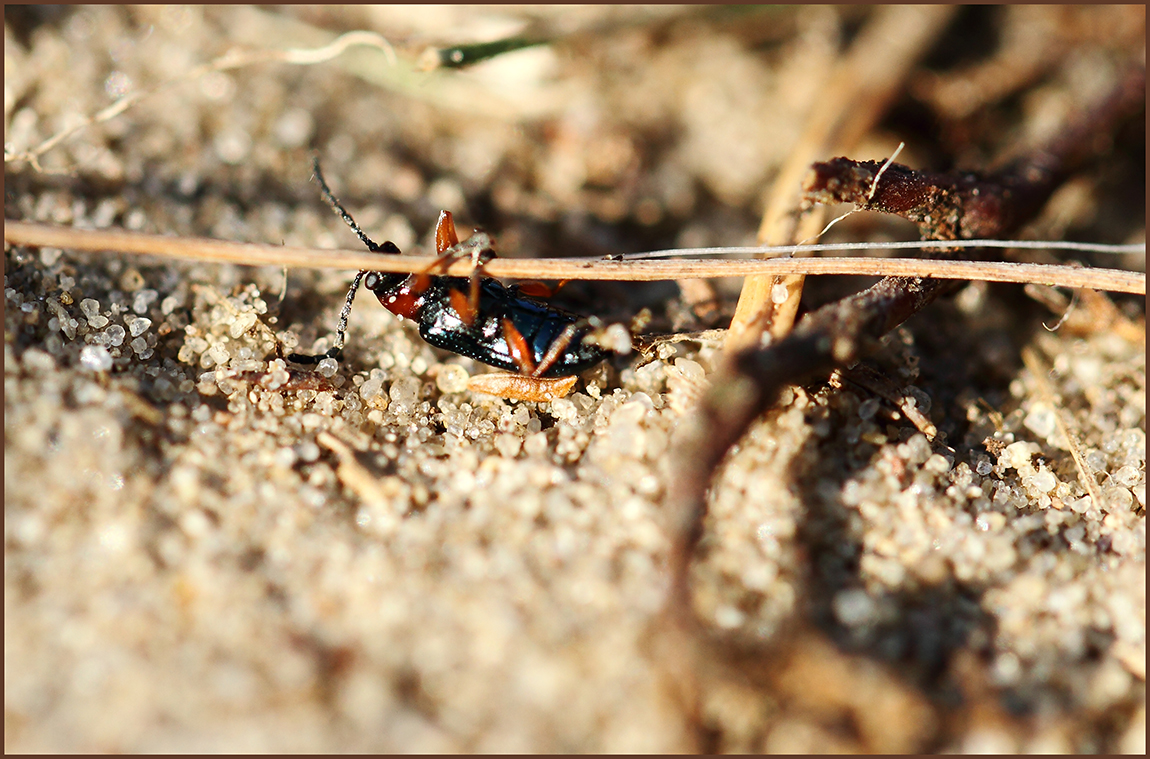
[288,158,608,401]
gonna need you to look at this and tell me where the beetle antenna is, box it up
[312,155,400,256]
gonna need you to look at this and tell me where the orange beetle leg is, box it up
[531,324,578,377]
[516,279,571,299]
[501,319,537,375]
[434,210,459,254]
[514,281,556,298]
[448,287,478,327]
[409,271,433,295]
[467,373,578,402]
[467,270,483,318]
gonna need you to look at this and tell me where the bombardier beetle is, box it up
[288,158,608,401]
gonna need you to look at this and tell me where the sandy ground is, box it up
[5,6,1145,751]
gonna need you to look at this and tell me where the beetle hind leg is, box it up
[530,323,580,378]
[466,373,579,402]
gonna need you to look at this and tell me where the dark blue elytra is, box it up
[388,276,606,378]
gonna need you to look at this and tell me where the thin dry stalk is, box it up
[4,221,1143,294]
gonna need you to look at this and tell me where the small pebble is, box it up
[79,345,113,372]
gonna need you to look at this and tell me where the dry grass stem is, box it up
[5,220,1143,294]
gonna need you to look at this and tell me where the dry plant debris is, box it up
[5,6,1145,753]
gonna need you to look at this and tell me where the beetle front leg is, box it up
[286,270,369,364]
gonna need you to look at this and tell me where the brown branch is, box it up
[805,64,1147,242]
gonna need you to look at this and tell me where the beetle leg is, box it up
[287,270,368,363]
[461,243,501,321]
[531,314,613,376]
[434,210,460,253]
[448,287,479,327]
[412,246,462,296]
[431,210,505,317]
[512,281,555,298]
[467,266,486,320]
[530,323,579,377]
[510,279,570,299]
[467,373,578,402]
[434,211,499,315]
[501,318,538,375]
[419,211,490,299]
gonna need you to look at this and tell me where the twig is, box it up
[625,239,1145,259]
[839,364,938,440]
[666,62,1145,623]
[4,221,1143,294]
[795,142,908,247]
